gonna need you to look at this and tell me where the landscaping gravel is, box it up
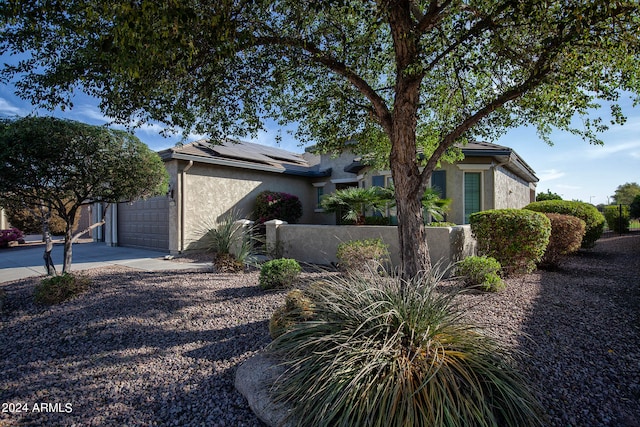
[1,234,639,426]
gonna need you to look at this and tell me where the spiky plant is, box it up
[268,271,544,427]
[320,186,394,225]
[199,210,262,272]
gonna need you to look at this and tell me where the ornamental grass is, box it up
[268,270,544,427]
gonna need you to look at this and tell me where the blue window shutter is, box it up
[431,170,446,198]
[372,175,385,187]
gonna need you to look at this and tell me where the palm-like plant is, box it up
[269,271,544,427]
[320,186,394,225]
[422,187,451,222]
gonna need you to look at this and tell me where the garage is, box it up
[117,196,170,250]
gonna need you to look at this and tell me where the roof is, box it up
[343,141,538,183]
[159,139,332,177]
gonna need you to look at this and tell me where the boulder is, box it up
[235,352,294,427]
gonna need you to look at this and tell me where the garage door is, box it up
[117,197,169,250]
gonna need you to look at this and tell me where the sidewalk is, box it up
[0,239,212,284]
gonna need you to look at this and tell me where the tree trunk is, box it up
[389,129,432,280]
[63,227,73,274]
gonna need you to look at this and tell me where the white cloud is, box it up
[0,97,25,116]
[583,140,640,159]
[537,169,565,182]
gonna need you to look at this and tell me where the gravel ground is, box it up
[1,234,639,426]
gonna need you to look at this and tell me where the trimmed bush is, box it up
[268,272,544,427]
[456,256,505,292]
[269,288,316,339]
[470,209,551,276]
[0,227,24,248]
[336,238,390,272]
[34,273,90,305]
[259,258,302,289]
[539,213,586,269]
[525,200,605,248]
[603,205,630,233]
[253,191,303,224]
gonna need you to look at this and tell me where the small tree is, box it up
[0,117,168,273]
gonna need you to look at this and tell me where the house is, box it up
[100,139,537,253]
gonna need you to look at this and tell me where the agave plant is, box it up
[320,186,394,225]
[268,271,544,427]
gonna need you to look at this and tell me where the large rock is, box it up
[235,352,294,427]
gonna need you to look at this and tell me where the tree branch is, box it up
[250,36,393,134]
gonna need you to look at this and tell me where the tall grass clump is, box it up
[198,210,261,272]
[268,272,544,427]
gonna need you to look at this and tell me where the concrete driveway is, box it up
[0,239,211,284]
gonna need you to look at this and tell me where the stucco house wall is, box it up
[175,160,316,251]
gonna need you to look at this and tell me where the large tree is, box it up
[2,1,639,278]
[611,182,640,205]
[0,117,168,273]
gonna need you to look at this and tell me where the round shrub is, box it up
[470,209,551,276]
[259,258,302,289]
[524,200,605,248]
[269,288,316,339]
[336,238,390,273]
[34,273,91,305]
[456,256,505,292]
[268,272,544,426]
[539,213,586,269]
[603,205,630,233]
[253,191,303,224]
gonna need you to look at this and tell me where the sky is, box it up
[1,57,638,206]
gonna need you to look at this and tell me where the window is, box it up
[312,182,327,211]
[372,175,385,187]
[431,170,446,198]
[464,172,481,224]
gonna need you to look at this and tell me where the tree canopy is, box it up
[0,116,168,272]
[2,0,639,277]
[611,182,640,205]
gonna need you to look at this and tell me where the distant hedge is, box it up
[524,200,605,248]
[470,209,551,276]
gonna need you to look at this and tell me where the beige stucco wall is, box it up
[493,167,534,209]
[266,221,476,276]
[175,160,317,251]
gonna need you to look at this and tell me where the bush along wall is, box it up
[253,191,303,224]
[524,200,605,248]
[539,213,586,269]
[470,209,551,276]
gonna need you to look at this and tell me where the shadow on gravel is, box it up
[0,268,280,426]
[515,234,640,427]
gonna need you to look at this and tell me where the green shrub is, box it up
[269,288,316,339]
[259,258,302,289]
[456,256,505,292]
[470,209,551,276]
[524,200,605,248]
[336,238,390,272]
[539,213,586,269]
[253,191,303,224]
[34,273,90,305]
[268,272,544,427]
[603,205,630,233]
